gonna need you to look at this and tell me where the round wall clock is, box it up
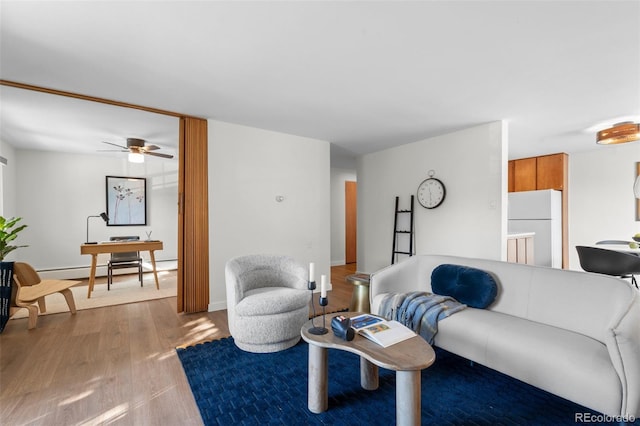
[417,171,446,209]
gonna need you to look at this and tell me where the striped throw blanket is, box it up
[378,291,466,344]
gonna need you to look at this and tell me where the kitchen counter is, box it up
[507,232,535,239]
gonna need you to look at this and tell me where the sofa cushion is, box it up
[236,287,309,316]
[431,264,497,308]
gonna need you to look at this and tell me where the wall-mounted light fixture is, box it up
[596,122,640,145]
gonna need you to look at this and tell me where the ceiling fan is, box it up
[100,138,174,159]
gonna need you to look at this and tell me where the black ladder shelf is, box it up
[391,195,415,264]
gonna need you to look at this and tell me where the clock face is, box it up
[417,178,446,209]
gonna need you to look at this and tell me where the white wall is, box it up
[0,141,17,218]
[568,142,640,270]
[330,167,356,265]
[209,120,331,311]
[357,121,508,273]
[9,149,178,277]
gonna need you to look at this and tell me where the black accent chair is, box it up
[108,236,143,290]
[576,245,640,288]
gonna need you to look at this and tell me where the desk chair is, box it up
[576,245,640,288]
[108,236,143,290]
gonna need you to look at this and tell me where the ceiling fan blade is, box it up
[143,144,161,151]
[102,141,128,149]
[144,151,174,159]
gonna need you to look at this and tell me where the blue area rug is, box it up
[177,337,639,426]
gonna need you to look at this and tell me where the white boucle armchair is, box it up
[225,254,311,353]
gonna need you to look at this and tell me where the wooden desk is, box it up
[80,240,164,298]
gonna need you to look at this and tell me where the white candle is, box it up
[320,274,327,298]
[309,262,315,282]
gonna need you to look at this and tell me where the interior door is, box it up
[345,180,357,264]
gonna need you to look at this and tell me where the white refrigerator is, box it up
[508,189,562,268]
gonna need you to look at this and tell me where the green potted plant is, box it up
[0,216,28,261]
[0,216,28,332]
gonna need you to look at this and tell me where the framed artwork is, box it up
[106,176,147,226]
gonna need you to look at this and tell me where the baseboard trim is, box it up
[38,260,178,280]
[208,300,226,312]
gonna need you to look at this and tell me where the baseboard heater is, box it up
[36,259,178,280]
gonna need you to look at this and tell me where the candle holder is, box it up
[309,293,329,335]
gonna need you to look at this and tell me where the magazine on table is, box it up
[350,314,416,348]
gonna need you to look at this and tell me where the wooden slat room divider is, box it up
[178,117,210,313]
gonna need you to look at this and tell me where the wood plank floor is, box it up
[0,264,358,425]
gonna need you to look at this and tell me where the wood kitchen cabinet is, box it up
[509,153,567,192]
[537,153,567,190]
[512,157,537,191]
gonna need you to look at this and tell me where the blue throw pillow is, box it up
[431,264,498,309]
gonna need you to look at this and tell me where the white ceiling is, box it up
[0,86,179,157]
[1,1,639,163]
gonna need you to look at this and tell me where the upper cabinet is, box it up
[536,153,567,190]
[508,153,568,193]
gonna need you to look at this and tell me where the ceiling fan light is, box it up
[128,152,144,163]
[596,122,640,145]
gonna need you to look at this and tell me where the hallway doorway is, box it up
[345,180,357,264]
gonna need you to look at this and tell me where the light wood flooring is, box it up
[0,264,358,425]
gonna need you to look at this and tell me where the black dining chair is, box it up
[596,240,632,245]
[108,236,143,290]
[576,246,640,288]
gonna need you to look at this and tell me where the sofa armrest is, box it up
[607,291,640,418]
[369,257,424,303]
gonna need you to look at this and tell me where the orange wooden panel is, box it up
[536,153,567,190]
[345,181,357,264]
[178,117,210,313]
[508,160,515,192]
[513,158,537,192]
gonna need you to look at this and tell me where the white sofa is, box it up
[369,254,640,419]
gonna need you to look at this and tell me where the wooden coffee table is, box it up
[301,312,435,426]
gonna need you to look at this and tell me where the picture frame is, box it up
[105,176,147,226]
